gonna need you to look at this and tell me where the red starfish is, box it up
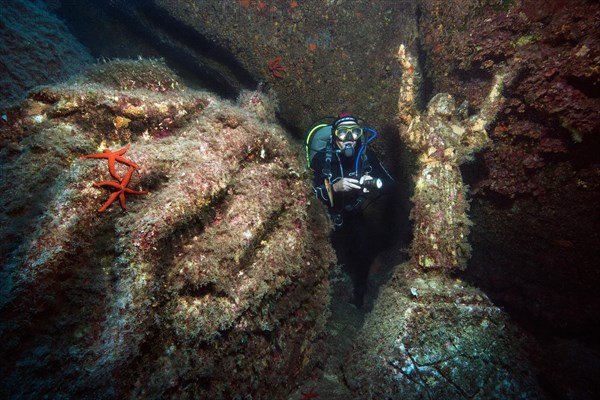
[267,56,287,79]
[81,143,140,181]
[300,388,318,400]
[93,166,147,212]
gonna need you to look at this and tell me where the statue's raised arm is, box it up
[466,71,507,153]
[397,44,421,129]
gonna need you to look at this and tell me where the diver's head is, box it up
[332,113,363,157]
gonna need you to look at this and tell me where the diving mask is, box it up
[334,125,363,141]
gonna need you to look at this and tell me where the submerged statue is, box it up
[397,44,506,271]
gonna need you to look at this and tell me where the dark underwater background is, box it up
[1,0,598,399]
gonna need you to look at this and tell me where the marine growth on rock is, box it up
[0,60,335,400]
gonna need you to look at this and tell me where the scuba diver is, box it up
[306,113,395,306]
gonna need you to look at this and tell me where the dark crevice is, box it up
[159,189,228,262]
[414,5,433,110]
[460,152,488,188]
[236,205,287,270]
[450,68,495,97]
[138,171,169,192]
[566,75,600,99]
[53,1,256,99]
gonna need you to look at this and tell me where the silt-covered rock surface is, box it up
[0,59,335,399]
[345,265,543,399]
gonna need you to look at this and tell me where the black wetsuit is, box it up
[310,144,395,306]
[311,144,394,219]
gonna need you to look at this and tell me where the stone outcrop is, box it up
[345,266,543,399]
[0,60,335,399]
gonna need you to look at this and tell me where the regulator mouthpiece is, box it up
[343,144,354,158]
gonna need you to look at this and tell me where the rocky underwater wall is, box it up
[2,0,599,398]
[0,0,93,109]
[0,60,335,399]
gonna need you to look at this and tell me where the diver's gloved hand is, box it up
[332,177,361,192]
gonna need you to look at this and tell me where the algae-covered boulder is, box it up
[345,264,544,399]
[0,60,334,399]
